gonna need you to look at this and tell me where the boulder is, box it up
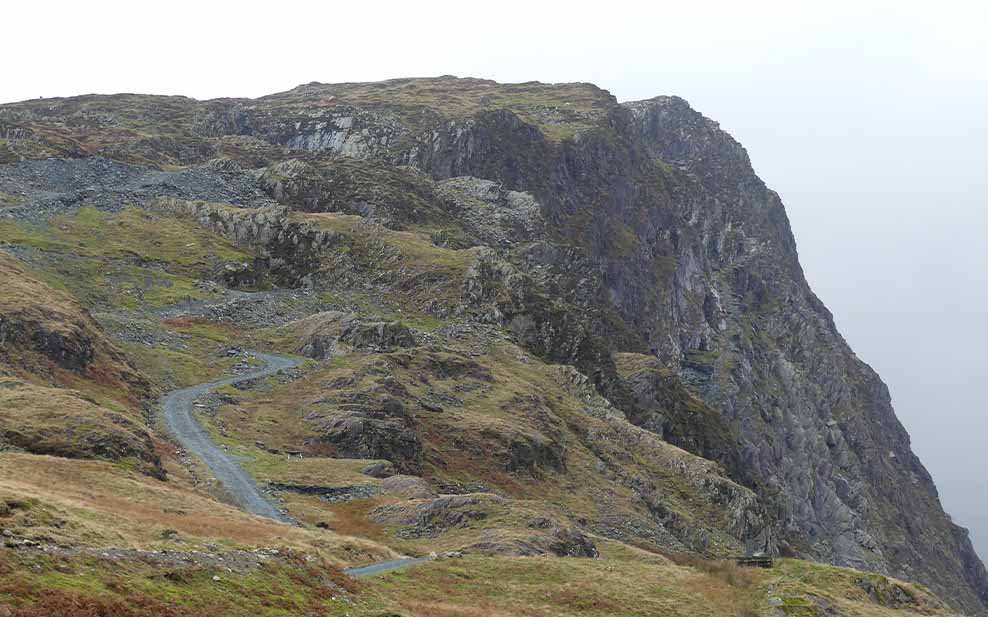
[459,525,598,558]
[342,320,414,350]
[380,475,436,500]
[546,527,599,558]
[371,494,504,537]
[361,461,396,479]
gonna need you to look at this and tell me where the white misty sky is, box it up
[5,0,987,559]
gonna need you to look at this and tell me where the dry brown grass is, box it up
[7,592,195,617]
[667,552,763,589]
[204,340,758,560]
[397,599,537,617]
[161,316,209,328]
[320,498,391,543]
[423,426,538,499]
[0,452,398,566]
[0,252,87,334]
[667,553,763,617]
[361,552,773,617]
[0,380,157,473]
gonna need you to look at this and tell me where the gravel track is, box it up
[344,557,429,578]
[161,351,430,577]
[161,352,299,523]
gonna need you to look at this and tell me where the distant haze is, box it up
[6,0,987,560]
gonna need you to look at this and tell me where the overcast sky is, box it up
[5,0,987,560]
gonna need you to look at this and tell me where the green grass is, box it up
[301,212,476,271]
[118,318,244,390]
[361,554,952,617]
[613,352,661,379]
[360,552,761,617]
[0,207,247,265]
[268,77,616,142]
[295,211,476,320]
[2,548,953,617]
[380,311,445,333]
[163,318,240,345]
[0,549,396,617]
[0,191,21,207]
[0,207,256,310]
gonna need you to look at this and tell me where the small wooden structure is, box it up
[735,555,774,568]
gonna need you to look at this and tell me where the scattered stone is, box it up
[418,400,444,413]
[268,482,378,503]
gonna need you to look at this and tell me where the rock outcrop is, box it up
[308,395,424,474]
[0,381,161,477]
[154,198,340,286]
[0,252,149,404]
[291,311,414,359]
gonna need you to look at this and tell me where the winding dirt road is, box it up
[161,352,298,523]
[161,352,426,577]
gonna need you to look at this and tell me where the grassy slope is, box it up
[0,207,262,389]
[0,209,265,480]
[0,543,953,617]
[0,203,407,614]
[0,250,149,411]
[362,552,953,617]
[0,381,159,475]
[177,209,750,559]
[0,549,389,617]
[135,204,956,616]
[0,206,251,310]
[201,340,753,553]
[0,453,393,561]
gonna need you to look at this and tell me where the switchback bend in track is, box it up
[161,352,298,523]
[160,352,424,577]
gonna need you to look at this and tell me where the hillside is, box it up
[0,76,983,616]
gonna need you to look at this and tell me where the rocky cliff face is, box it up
[153,197,340,286]
[1,77,983,613]
[624,96,988,610]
